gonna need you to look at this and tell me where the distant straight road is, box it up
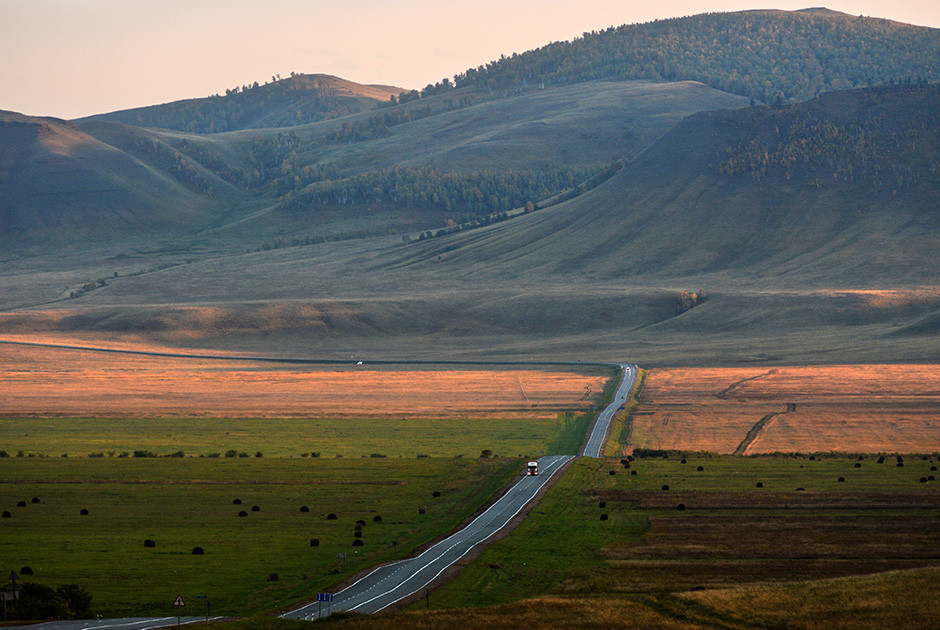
[282,363,636,619]
[582,364,636,457]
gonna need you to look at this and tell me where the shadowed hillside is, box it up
[77,74,405,133]
[0,111,224,246]
[404,84,939,287]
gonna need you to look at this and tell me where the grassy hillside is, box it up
[446,8,940,104]
[76,74,405,133]
[0,111,223,246]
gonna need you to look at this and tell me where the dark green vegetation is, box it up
[0,415,574,459]
[76,74,405,133]
[417,455,939,626]
[448,9,940,104]
[0,457,519,616]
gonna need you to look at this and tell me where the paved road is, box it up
[581,364,636,457]
[3,617,223,630]
[7,361,635,627]
[281,454,575,619]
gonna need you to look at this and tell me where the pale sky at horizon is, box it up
[2,0,937,120]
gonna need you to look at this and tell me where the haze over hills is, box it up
[0,8,938,365]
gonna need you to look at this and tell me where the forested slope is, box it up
[443,9,940,104]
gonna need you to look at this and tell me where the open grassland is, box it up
[628,364,940,454]
[422,455,939,620]
[0,457,520,617]
[0,337,608,419]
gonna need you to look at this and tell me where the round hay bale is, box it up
[80,508,89,515]
[854,463,862,468]
[897,462,905,468]
[238,510,248,517]
[418,508,425,515]
[251,505,260,512]
[354,522,363,531]
[144,539,156,548]
[373,515,382,523]
[661,485,670,491]
[838,477,845,482]
[310,539,319,547]
[31,497,40,504]
[696,466,704,472]
[352,539,364,547]
[432,491,441,498]
[233,498,242,505]
[20,566,33,575]
[877,457,885,464]
[356,519,366,526]
[599,514,608,521]
[755,482,763,488]
[630,470,637,476]
[1,511,10,518]
[796,487,805,491]
[16,500,26,507]
[609,470,616,476]
[267,573,279,582]
[192,546,205,555]
[300,506,310,513]
[354,530,362,538]
[677,503,686,511]
[326,513,338,520]
[599,501,606,508]
[931,466,937,472]
[920,477,928,483]
[680,459,687,464]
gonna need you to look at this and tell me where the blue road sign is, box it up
[316,593,333,602]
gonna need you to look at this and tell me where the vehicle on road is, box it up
[526,461,539,475]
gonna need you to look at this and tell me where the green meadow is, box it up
[0,457,519,617]
[0,414,581,459]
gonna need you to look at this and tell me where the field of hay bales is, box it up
[626,365,940,455]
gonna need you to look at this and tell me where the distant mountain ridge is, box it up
[446,8,940,104]
[76,74,405,133]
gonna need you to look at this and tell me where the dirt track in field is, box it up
[633,365,940,453]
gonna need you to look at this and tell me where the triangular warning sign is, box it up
[174,595,185,607]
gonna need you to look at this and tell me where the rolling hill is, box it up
[76,73,406,133]
[1,9,938,365]
[0,111,226,247]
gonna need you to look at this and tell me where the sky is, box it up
[2,0,937,120]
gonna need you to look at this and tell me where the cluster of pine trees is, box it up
[284,167,590,216]
[715,84,939,188]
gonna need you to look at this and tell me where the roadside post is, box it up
[316,593,333,618]
[174,594,185,627]
[196,595,209,624]
[3,572,19,623]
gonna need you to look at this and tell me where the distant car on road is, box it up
[526,461,539,476]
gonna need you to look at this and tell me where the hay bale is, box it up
[310,539,319,547]
[677,504,686,511]
[267,573,279,582]
[599,501,606,508]
[238,511,248,517]
[233,498,242,505]
[352,539,364,547]
[16,500,26,507]
[80,508,89,515]
[418,508,426,515]
[696,466,704,471]
[600,514,608,521]
[326,513,338,520]
[432,491,441,497]
[20,566,33,575]
[838,477,845,482]
[630,470,637,476]
[31,497,40,504]
[1,511,10,518]
[755,482,763,488]
[354,531,362,538]
[609,470,616,476]
[192,547,205,555]
[300,506,310,513]
[661,484,670,491]
[373,515,382,523]
[144,539,156,548]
